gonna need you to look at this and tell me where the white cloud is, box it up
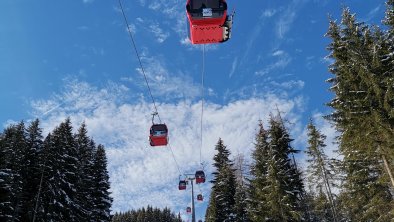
[133,52,200,100]
[136,0,188,45]
[255,50,292,76]
[28,79,306,215]
[364,5,381,22]
[83,0,94,4]
[272,50,285,57]
[261,9,277,18]
[275,0,307,39]
[149,23,170,43]
[276,11,297,39]
[126,24,136,35]
[229,57,238,78]
[270,80,305,90]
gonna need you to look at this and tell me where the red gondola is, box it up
[149,123,168,146]
[186,0,234,44]
[197,194,203,201]
[186,207,192,213]
[179,180,187,190]
[195,170,206,184]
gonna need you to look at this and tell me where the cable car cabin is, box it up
[149,124,168,146]
[197,194,203,201]
[186,0,232,44]
[179,180,187,190]
[186,207,192,213]
[195,170,206,184]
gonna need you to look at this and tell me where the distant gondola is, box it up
[195,170,206,184]
[179,180,187,190]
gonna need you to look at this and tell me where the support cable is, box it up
[118,0,184,179]
[168,142,184,176]
[118,0,161,123]
[200,44,205,166]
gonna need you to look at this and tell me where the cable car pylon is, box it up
[181,173,199,222]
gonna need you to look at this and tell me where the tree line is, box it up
[205,1,394,221]
[0,118,112,222]
[112,205,182,222]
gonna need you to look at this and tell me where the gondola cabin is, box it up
[186,0,233,44]
[179,180,187,190]
[149,124,168,146]
[197,194,203,201]
[195,170,206,184]
[186,207,192,214]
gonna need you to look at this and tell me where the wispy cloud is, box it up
[364,5,382,22]
[270,80,305,90]
[255,50,292,76]
[82,0,94,4]
[275,0,308,39]
[27,79,306,216]
[136,0,187,45]
[261,9,277,18]
[276,10,296,39]
[148,23,170,43]
[229,57,238,78]
[132,52,200,100]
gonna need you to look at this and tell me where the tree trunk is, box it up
[382,154,394,188]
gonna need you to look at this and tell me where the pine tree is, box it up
[205,190,217,222]
[0,125,22,220]
[248,118,304,221]
[20,119,43,221]
[75,123,96,221]
[39,118,81,221]
[206,138,237,222]
[92,145,112,221]
[233,154,250,222]
[247,122,270,221]
[326,6,394,221]
[0,122,28,221]
[305,120,338,221]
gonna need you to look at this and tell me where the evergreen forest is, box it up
[112,206,183,222]
[0,119,113,221]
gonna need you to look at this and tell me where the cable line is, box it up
[200,44,205,166]
[168,142,184,176]
[117,0,161,123]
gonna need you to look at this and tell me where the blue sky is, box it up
[0,0,386,219]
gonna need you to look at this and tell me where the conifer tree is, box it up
[305,121,338,221]
[39,119,81,221]
[0,124,23,220]
[205,190,217,222]
[233,154,250,222]
[248,118,304,221]
[0,122,28,221]
[75,123,96,221]
[247,122,270,221]
[20,119,43,221]
[326,6,394,220]
[92,145,113,221]
[206,138,236,222]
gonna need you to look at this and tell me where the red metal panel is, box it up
[149,135,168,146]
